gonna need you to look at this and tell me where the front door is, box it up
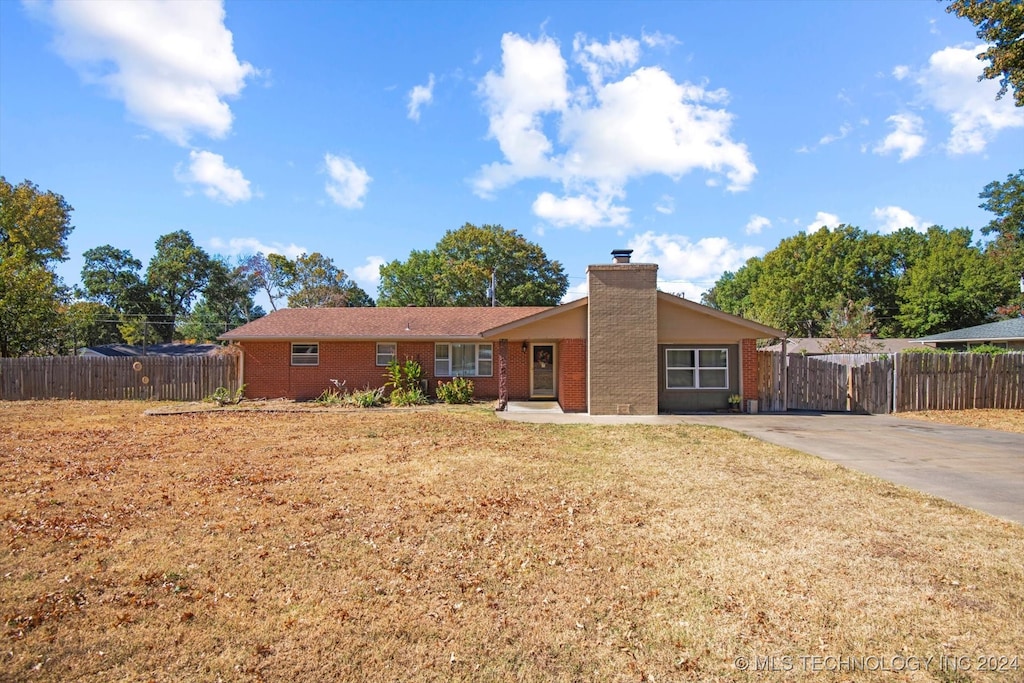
[530,343,556,399]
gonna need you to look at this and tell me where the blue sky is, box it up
[2,0,1022,306]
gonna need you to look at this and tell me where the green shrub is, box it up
[968,344,1009,355]
[314,388,346,406]
[206,384,246,406]
[901,346,948,354]
[436,376,474,404]
[385,358,426,406]
[348,386,385,408]
[389,386,428,407]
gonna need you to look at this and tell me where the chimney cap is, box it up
[611,248,633,263]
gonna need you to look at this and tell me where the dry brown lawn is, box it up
[2,401,1022,682]
[897,409,1024,435]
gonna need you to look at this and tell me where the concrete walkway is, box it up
[497,410,1024,524]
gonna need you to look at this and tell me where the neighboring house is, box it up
[78,343,223,358]
[220,250,786,414]
[760,337,920,355]
[914,319,1024,351]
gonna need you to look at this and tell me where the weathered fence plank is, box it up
[757,351,1022,413]
[1,355,240,401]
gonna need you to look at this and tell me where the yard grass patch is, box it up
[898,408,1024,435]
[1,401,1021,682]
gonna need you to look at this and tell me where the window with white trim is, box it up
[666,348,728,389]
[291,343,319,366]
[435,343,492,377]
[376,342,396,366]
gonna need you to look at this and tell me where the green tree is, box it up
[378,249,448,307]
[701,257,763,319]
[978,169,1024,316]
[378,223,568,306]
[146,231,212,342]
[0,178,74,356]
[80,244,160,345]
[0,247,64,356]
[57,301,122,354]
[179,258,265,341]
[947,0,1024,107]
[896,226,1010,335]
[0,177,74,265]
[80,245,147,310]
[240,252,294,311]
[285,252,373,308]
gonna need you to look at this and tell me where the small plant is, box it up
[348,386,385,408]
[727,394,742,406]
[384,358,427,406]
[313,379,348,405]
[968,344,1009,355]
[207,384,246,406]
[436,376,475,404]
[314,388,345,406]
[388,386,428,407]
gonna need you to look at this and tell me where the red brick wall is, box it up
[240,340,520,401]
[740,338,758,407]
[558,338,587,412]
[504,342,530,400]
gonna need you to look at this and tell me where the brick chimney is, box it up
[586,250,658,415]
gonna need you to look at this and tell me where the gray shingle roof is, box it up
[916,318,1024,342]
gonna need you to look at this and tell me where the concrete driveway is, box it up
[499,410,1023,524]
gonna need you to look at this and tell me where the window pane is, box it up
[699,369,727,388]
[376,343,396,366]
[452,344,475,376]
[478,360,492,376]
[478,344,492,361]
[699,349,728,368]
[291,343,318,366]
[435,344,450,376]
[667,368,694,388]
[667,349,694,368]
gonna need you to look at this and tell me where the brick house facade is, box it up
[221,252,785,414]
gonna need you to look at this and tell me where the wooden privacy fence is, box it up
[758,351,1023,413]
[0,355,241,401]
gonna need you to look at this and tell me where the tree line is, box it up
[702,170,1023,339]
[0,176,569,356]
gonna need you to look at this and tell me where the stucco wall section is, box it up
[587,264,659,415]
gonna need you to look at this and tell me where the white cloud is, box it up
[745,214,771,235]
[892,65,910,80]
[324,153,371,208]
[573,33,640,88]
[913,44,1024,154]
[407,73,435,122]
[352,255,385,294]
[174,150,253,204]
[819,122,852,145]
[532,191,630,229]
[810,211,840,230]
[628,231,763,300]
[640,30,679,49]
[654,195,675,215]
[208,237,306,260]
[475,32,756,230]
[874,113,926,161]
[872,205,925,234]
[37,0,257,145]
